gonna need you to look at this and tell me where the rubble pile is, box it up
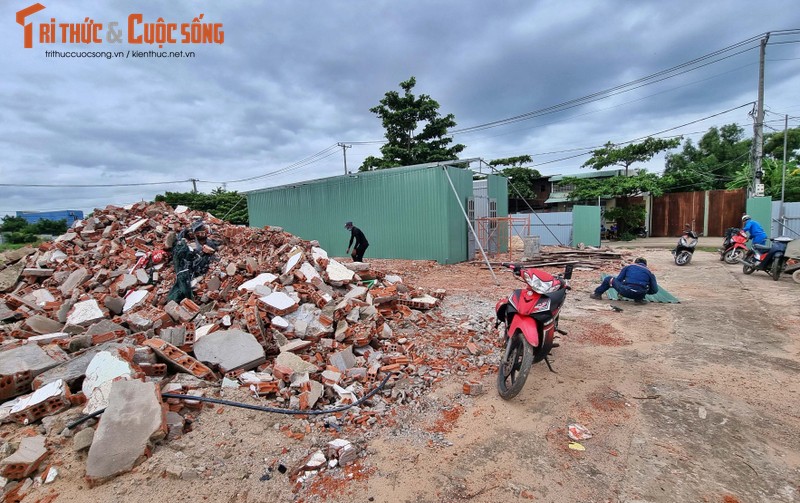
[0,201,449,490]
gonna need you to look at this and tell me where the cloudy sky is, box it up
[2,0,800,217]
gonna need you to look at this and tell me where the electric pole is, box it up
[781,113,788,233]
[190,178,198,193]
[752,33,770,196]
[337,142,352,175]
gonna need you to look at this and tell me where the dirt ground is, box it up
[13,248,800,503]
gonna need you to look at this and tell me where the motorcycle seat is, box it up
[753,244,771,252]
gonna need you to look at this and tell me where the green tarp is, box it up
[600,274,681,303]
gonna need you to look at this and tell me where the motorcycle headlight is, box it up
[523,270,560,294]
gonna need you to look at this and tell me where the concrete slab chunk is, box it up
[326,259,355,283]
[122,290,148,313]
[0,435,48,480]
[8,379,71,424]
[82,350,138,414]
[66,299,105,326]
[238,273,277,291]
[23,315,64,335]
[192,329,266,373]
[299,262,321,283]
[329,346,356,372]
[259,291,298,316]
[58,267,90,296]
[0,262,25,293]
[283,247,303,275]
[86,380,166,483]
[276,352,318,374]
[0,344,61,379]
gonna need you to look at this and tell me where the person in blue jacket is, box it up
[741,214,768,245]
[590,257,659,304]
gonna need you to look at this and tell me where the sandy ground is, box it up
[11,248,800,503]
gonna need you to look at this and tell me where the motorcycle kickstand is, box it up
[544,356,557,373]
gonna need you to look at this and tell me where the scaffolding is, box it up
[475,216,531,260]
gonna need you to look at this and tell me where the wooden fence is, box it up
[650,189,745,237]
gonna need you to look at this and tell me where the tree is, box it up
[154,188,249,225]
[0,216,28,233]
[575,137,679,238]
[727,158,800,202]
[763,126,800,164]
[359,77,466,171]
[489,156,541,200]
[583,137,682,175]
[663,124,751,192]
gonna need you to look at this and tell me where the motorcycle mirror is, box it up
[564,264,574,280]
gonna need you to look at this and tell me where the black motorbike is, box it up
[672,228,699,266]
[742,236,795,281]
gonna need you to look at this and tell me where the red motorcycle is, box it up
[495,263,572,399]
[719,227,748,264]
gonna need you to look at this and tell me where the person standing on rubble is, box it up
[345,221,369,262]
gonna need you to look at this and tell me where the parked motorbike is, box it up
[719,227,748,264]
[672,228,699,266]
[495,263,572,400]
[741,236,795,281]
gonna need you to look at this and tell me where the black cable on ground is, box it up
[65,372,393,431]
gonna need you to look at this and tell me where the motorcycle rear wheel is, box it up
[675,251,692,266]
[724,249,745,264]
[771,259,782,281]
[743,263,755,275]
[497,331,534,400]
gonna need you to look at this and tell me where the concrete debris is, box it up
[86,379,166,484]
[0,435,48,480]
[0,201,451,485]
[192,329,265,373]
[73,427,95,452]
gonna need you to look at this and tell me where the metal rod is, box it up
[442,166,499,285]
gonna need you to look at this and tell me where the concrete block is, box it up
[86,380,166,484]
[279,340,313,353]
[25,289,55,307]
[0,262,25,292]
[0,345,62,398]
[143,339,215,381]
[192,329,266,373]
[0,435,48,480]
[27,332,70,345]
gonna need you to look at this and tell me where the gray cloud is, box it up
[1,0,799,216]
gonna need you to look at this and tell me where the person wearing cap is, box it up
[345,222,369,262]
[590,257,659,304]
[741,214,767,245]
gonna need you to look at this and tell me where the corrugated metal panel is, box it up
[772,201,800,237]
[487,174,509,252]
[509,212,572,246]
[573,205,601,246]
[16,210,84,226]
[246,166,472,264]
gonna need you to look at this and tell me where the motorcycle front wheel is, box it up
[497,331,534,400]
[724,249,745,264]
[675,251,692,266]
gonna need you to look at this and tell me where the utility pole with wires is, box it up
[337,142,352,175]
[752,33,770,197]
[190,178,198,194]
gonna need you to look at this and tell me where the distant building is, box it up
[545,169,629,211]
[16,210,83,227]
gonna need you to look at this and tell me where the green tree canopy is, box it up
[154,188,248,225]
[763,126,800,164]
[489,156,541,199]
[359,77,466,171]
[663,124,751,193]
[0,216,29,233]
[583,137,681,175]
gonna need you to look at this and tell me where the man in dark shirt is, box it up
[590,257,658,304]
[345,221,369,262]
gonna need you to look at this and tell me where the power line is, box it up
[197,144,340,185]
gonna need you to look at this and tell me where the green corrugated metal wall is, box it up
[573,205,601,246]
[246,166,474,264]
[487,174,509,252]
